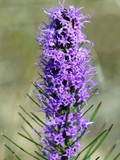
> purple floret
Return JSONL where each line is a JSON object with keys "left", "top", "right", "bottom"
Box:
{"left": 35, "top": 2, "right": 96, "bottom": 160}
{"left": 48, "top": 151, "right": 61, "bottom": 160}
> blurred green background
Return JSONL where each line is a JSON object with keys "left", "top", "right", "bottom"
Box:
{"left": 0, "top": 0, "right": 120, "bottom": 159}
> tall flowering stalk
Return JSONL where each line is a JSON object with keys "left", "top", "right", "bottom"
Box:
{"left": 2, "top": 1, "right": 120, "bottom": 160}
{"left": 35, "top": 1, "right": 96, "bottom": 159}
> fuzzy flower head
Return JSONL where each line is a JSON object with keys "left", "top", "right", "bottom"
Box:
{"left": 35, "top": 1, "right": 96, "bottom": 159}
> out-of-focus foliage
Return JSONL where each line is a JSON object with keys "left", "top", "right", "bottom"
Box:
{"left": 0, "top": 0, "right": 120, "bottom": 159}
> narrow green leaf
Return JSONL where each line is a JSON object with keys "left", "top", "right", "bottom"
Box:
{"left": 31, "top": 80, "right": 44, "bottom": 94}
{"left": 18, "top": 132, "right": 43, "bottom": 148}
{"left": 31, "top": 112, "right": 58, "bottom": 133}
{"left": 19, "top": 105, "right": 42, "bottom": 127}
{"left": 113, "top": 153, "right": 120, "bottom": 160}
{"left": 88, "top": 88, "right": 98, "bottom": 102}
{"left": 103, "top": 143, "right": 117, "bottom": 160}
{"left": 82, "top": 122, "right": 106, "bottom": 160}
{"left": 26, "top": 93, "right": 40, "bottom": 107}
{"left": 90, "top": 101, "right": 102, "bottom": 121}
{"left": 4, "top": 144, "right": 22, "bottom": 160}
{"left": 73, "top": 102, "right": 82, "bottom": 108}
{"left": 18, "top": 112, "right": 41, "bottom": 137}
{"left": 81, "top": 104, "right": 94, "bottom": 118}
{"left": 87, "top": 125, "right": 113, "bottom": 158}
{"left": 70, "top": 129, "right": 87, "bottom": 148}
{"left": 21, "top": 126, "right": 41, "bottom": 151}
{"left": 34, "top": 151, "right": 47, "bottom": 160}
{"left": 100, "top": 122, "right": 107, "bottom": 131}
{"left": 21, "top": 126, "right": 32, "bottom": 139}
{"left": 29, "top": 84, "right": 61, "bottom": 116}
{"left": 32, "top": 80, "right": 63, "bottom": 117}
{"left": 95, "top": 156, "right": 100, "bottom": 160}
{"left": 82, "top": 142, "right": 95, "bottom": 160}
{"left": 1, "top": 133, "right": 40, "bottom": 160}
{"left": 75, "top": 129, "right": 107, "bottom": 160}
{"left": 31, "top": 81, "right": 49, "bottom": 99}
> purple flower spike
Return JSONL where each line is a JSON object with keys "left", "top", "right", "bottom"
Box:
{"left": 35, "top": 1, "right": 96, "bottom": 159}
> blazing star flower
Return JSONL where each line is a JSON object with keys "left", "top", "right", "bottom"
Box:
{"left": 35, "top": 1, "right": 96, "bottom": 159}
